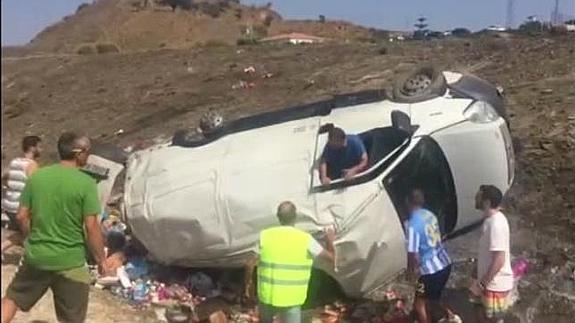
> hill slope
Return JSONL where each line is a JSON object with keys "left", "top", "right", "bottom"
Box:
{"left": 25, "top": 0, "right": 374, "bottom": 53}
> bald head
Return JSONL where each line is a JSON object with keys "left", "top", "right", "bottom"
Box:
{"left": 277, "top": 201, "right": 297, "bottom": 226}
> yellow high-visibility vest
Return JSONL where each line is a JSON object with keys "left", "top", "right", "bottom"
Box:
{"left": 258, "top": 226, "right": 313, "bottom": 307}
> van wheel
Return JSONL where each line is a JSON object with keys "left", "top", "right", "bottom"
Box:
{"left": 392, "top": 66, "right": 447, "bottom": 103}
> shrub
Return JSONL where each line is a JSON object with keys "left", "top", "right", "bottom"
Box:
{"left": 518, "top": 21, "right": 548, "bottom": 36}
{"left": 203, "top": 40, "right": 229, "bottom": 48}
{"left": 262, "top": 14, "right": 274, "bottom": 27}
{"left": 199, "top": 2, "right": 223, "bottom": 18}
{"left": 164, "top": 0, "right": 193, "bottom": 11}
{"left": 234, "top": 8, "right": 242, "bottom": 19}
{"left": 452, "top": 28, "right": 471, "bottom": 37}
{"left": 76, "top": 44, "right": 96, "bottom": 55}
{"left": 237, "top": 37, "right": 259, "bottom": 46}
{"left": 252, "top": 25, "right": 268, "bottom": 38}
{"left": 371, "top": 29, "right": 390, "bottom": 41}
{"left": 95, "top": 43, "right": 120, "bottom": 54}
{"left": 76, "top": 3, "right": 90, "bottom": 13}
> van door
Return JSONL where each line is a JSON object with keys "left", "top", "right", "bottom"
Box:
{"left": 431, "top": 120, "right": 511, "bottom": 230}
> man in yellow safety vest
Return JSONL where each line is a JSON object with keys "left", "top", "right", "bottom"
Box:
{"left": 245, "top": 201, "right": 336, "bottom": 323}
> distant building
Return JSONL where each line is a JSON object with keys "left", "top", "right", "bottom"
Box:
{"left": 387, "top": 31, "right": 411, "bottom": 42}
{"left": 260, "top": 33, "right": 326, "bottom": 45}
{"left": 487, "top": 25, "right": 507, "bottom": 32}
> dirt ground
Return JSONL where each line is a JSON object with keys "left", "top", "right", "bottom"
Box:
{"left": 2, "top": 34, "right": 575, "bottom": 322}
{"left": 0, "top": 246, "right": 154, "bottom": 322}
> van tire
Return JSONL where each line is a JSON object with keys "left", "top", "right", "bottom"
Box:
{"left": 392, "top": 66, "right": 447, "bottom": 103}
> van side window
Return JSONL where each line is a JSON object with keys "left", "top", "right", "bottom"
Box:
{"left": 313, "top": 126, "right": 410, "bottom": 192}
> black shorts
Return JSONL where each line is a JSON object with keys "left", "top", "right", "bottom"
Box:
{"left": 416, "top": 264, "right": 452, "bottom": 300}
{"left": 6, "top": 263, "right": 90, "bottom": 322}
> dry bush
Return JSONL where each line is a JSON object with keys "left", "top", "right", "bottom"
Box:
{"left": 95, "top": 43, "right": 120, "bottom": 54}
{"left": 76, "top": 3, "right": 90, "bottom": 13}
{"left": 76, "top": 44, "right": 96, "bottom": 55}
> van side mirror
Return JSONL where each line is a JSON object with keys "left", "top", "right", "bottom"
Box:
{"left": 391, "top": 110, "right": 415, "bottom": 134}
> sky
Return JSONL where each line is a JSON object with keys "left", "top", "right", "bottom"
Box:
{"left": 2, "top": 0, "right": 574, "bottom": 46}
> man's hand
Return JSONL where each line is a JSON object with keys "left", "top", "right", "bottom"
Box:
{"left": 342, "top": 168, "right": 357, "bottom": 181}
{"left": 407, "top": 267, "right": 420, "bottom": 283}
{"left": 98, "top": 261, "right": 114, "bottom": 277}
{"left": 320, "top": 176, "right": 332, "bottom": 186}
{"left": 469, "top": 279, "right": 483, "bottom": 297}
{"left": 325, "top": 226, "right": 336, "bottom": 245}
{"left": 85, "top": 215, "right": 107, "bottom": 270}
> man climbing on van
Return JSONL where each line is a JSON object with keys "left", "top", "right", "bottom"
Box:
{"left": 319, "top": 127, "right": 368, "bottom": 185}
{"left": 244, "top": 201, "right": 336, "bottom": 323}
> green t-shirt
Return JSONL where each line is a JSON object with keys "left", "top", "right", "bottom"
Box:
{"left": 20, "top": 164, "right": 101, "bottom": 271}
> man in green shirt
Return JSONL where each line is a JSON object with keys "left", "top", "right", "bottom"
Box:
{"left": 1, "top": 132, "right": 109, "bottom": 323}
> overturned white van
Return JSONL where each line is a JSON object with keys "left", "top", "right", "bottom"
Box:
{"left": 113, "top": 68, "right": 515, "bottom": 297}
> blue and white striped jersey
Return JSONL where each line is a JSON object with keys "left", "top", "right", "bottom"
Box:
{"left": 406, "top": 208, "right": 451, "bottom": 275}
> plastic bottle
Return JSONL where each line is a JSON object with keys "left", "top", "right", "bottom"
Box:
{"left": 133, "top": 279, "right": 148, "bottom": 303}
{"left": 512, "top": 258, "right": 530, "bottom": 279}
{"left": 509, "top": 257, "right": 529, "bottom": 306}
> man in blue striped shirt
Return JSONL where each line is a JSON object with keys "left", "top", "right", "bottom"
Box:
{"left": 406, "top": 188, "right": 457, "bottom": 323}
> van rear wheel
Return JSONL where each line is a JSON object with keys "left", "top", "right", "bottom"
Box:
{"left": 392, "top": 66, "right": 447, "bottom": 103}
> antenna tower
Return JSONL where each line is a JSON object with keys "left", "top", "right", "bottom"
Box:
{"left": 552, "top": 0, "right": 561, "bottom": 25}
{"left": 506, "top": 0, "right": 515, "bottom": 29}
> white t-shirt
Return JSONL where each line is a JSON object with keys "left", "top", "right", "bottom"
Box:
{"left": 477, "top": 211, "right": 514, "bottom": 292}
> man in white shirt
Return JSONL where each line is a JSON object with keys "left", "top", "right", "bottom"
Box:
{"left": 470, "top": 185, "right": 514, "bottom": 323}
{"left": 1, "top": 136, "right": 42, "bottom": 258}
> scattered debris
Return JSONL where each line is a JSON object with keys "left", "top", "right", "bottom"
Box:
{"left": 186, "top": 272, "right": 221, "bottom": 299}
{"left": 304, "top": 79, "right": 315, "bottom": 89}
{"left": 232, "top": 80, "right": 255, "bottom": 90}
{"left": 243, "top": 66, "right": 256, "bottom": 74}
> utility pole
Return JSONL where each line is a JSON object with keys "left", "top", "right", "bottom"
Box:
{"left": 506, "top": 0, "right": 515, "bottom": 29}
{"left": 551, "top": 0, "right": 561, "bottom": 25}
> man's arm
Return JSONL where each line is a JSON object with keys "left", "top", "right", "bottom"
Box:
{"left": 479, "top": 251, "right": 506, "bottom": 288}
{"left": 344, "top": 152, "right": 369, "bottom": 179}
{"left": 319, "top": 159, "right": 331, "bottom": 185}
{"left": 25, "top": 161, "right": 39, "bottom": 177}
{"left": 316, "top": 227, "right": 336, "bottom": 266}
{"left": 16, "top": 206, "right": 31, "bottom": 238}
{"left": 406, "top": 225, "right": 421, "bottom": 279}
{"left": 84, "top": 215, "right": 108, "bottom": 274}
{"left": 407, "top": 252, "right": 420, "bottom": 278}
{"left": 244, "top": 252, "right": 258, "bottom": 302}
{"left": 307, "top": 228, "right": 337, "bottom": 268}
{"left": 1, "top": 171, "right": 8, "bottom": 187}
